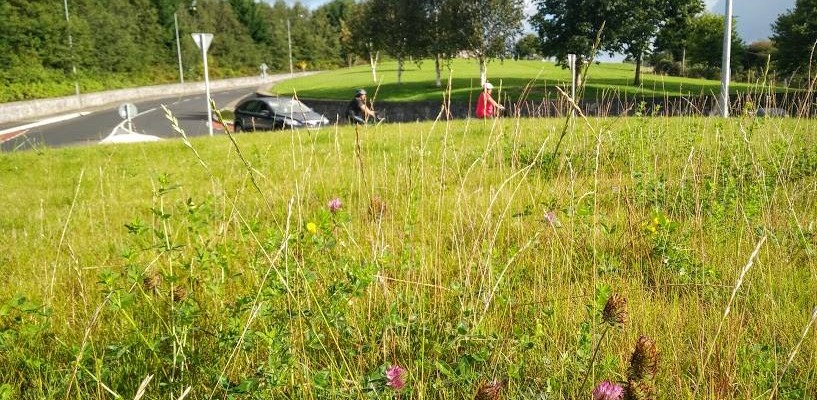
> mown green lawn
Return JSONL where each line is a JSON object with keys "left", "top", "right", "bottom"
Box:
{"left": 1, "top": 114, "right": 816, "bottom": 399}
{"left": 273, "top": 59, "right": 774, "bottom": 102}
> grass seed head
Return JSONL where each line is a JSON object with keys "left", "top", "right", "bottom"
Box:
{"left": 474, "top": 379, "right": 504, "bottom": 400}
{"left": 143, "top": 272, "right": 162, "bottom": 293}
{"left": 624, "top": 379, "right": 656, "bottom": 400}
{"left": 602, "top": 293, "right": 628, "bottom": 326}
{"left": 629, "top": 335, "right": 659, "bottom": 381}
{"left": 368, "top": 195, "right": 387, "bottom": 220}
{"left": 172, "top": 285, "right": 188, "bottom": 303}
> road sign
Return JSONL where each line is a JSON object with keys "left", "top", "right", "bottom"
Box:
{"left": 191, "top": 32, "right": 213, "bottom": 52}
{"left": 118, "top": 103, "right": 138, "bottom": 120}
{"left": 191, "top": 33, "right": 215, "bottom": 136}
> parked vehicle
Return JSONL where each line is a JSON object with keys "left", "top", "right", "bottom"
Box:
{"left": 233, "top": 96, "right": 329, "bottom": 132}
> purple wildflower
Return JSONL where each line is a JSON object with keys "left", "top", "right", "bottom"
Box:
{"left": 544, "top": 210, "right": 559, "bottom": 226}
{"left": 385, "top": 365, "right": 405, "bottom": 390}
{"left": 328, "top": 198, "right": 342, "bottom": 213}
{"left": 592, "top": 380, "right": 624, "bottom": 400}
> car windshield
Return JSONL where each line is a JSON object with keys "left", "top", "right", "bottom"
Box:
{"left": 266, "top": 98, "right": 313, "bottom": 116}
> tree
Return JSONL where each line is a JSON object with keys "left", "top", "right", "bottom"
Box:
{"left": 361, "top": 0, "right": 429, "bottom": 84}
{"left": 686, "top": 13, "right": 745, "bottom": 76}
{"left": 0, "top": 0, "right": 73, "bottom": 70}
{"left": 514, "top": 33, "right": 540, "bottom": 59}
{"left": 229, "top": 0, "right": 269, "bottom": 45}
{"left": 75, "top": 0, "right": 164, "bottom": 72}
{"left": 459, "top": 0, "right": 525, "bottom": 85}
{"left": 532, "top": 0, "right": 627, "bottom": 93}
{"left": 313, "top": 0, "right": 358, "bottom": 67}
{"left": 187, "top": 0, "right": 262, "bottom": 73}
{"left": 533, "top": 0, "right": 703, "bottom": 85}
{"left": 255, "top": 1, "right": 291, "bottom": 71}
{"left": 349, "top": 1, "right": 380, "bottom": 81}
{"left": 615, "top": 0, "right": 662, "bottom": 85}
{"left": 615, "top": 0, "right": 703, "bottom": 85}
{"left": 421, "top": 0, "right": 467, "bottom": 87}
{"left": 743, "top": 40, "right": 776, "bottom": 74}
{"left": 772, "top": 0, "right": 817, "bottom": 75}
{"left": 653, "top": 0, "right": 705, "bottom": 64}
{"left": 531, "top": 0, "right": 622, "bottom": 76}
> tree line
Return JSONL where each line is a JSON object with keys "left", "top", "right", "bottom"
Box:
{"left": 529, "top": 0, "right": 817, "bottom": 86}
{"left": 1, "top": 0, "right": 816, "bottom": 102}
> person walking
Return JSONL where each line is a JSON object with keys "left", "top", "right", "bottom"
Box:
{"left": 475, "top": 82, "right": 504, "bottom": 118}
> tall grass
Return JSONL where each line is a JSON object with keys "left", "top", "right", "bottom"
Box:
{"left": 0, "top": 99, "right": 816, "bottom": 399}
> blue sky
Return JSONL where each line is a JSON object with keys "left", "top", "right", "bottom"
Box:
{"left": 708, "top": 0, "right": 795, "bottom": 42}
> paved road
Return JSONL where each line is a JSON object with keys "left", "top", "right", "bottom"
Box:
{"left": 0, "top": 86, "right": 257, "bottom": 151}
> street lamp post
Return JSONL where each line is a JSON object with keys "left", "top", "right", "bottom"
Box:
{"left": 719, "top": 0, "right": 734, "bottom": 117}
{"left": 287, "top": 18, "right": 293, "bottom": 76}
{"left": 63, "top": 0, "right": 80, "bottom": 96}
{"left": 174, "top": 12, "right": 184, "bottom": 85}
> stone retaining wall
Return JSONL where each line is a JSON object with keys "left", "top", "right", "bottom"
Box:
{"left": 302, "top": 92, "right": 814, "bottom": 124}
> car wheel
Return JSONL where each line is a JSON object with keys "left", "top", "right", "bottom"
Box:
{"left": 234, "top": 121, "right": 242, "bottom": 133}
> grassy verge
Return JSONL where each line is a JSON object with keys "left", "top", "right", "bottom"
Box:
{"left": 272, "top": 59, "right": 782, "bottom": 102}
{"left": 1, "top": 113, "right": 816, "bottom": 399}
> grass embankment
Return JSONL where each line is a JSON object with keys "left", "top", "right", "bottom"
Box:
{"left": 1, "top": 114, "right": 816, "bottom": 399}
{"left": 273, "top": 59, "right": 774, "bottom": 102}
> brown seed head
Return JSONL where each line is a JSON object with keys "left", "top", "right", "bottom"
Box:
{"left": 629, "top": 335, "right": 659, "bottom": 381}
{"left": 474, "top": 379, "right": 504, "bottom": 400}
{"left": 602, "top": 293, "right": 628, "bottom": 326}
{"left": 368, "top": 196, "right": 387, "bottom": 220}
{"left": 624, "top": 379, "right": 656, "bottom": 400}
{"left": 143, "top": 272, "right": 162, "bottom": 293}
{"left": 172, "top": 285, "right": 188, "bottom": 303}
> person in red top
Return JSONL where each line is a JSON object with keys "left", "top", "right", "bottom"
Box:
{"left": 475, "top": 82, "right": 504, "bottom": 118}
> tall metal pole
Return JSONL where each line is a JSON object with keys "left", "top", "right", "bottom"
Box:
{"left": 568, "top": 53, "right": 577, "bottom": 117}
{"left": 63, "top": 0, "right": 80, "bottom": 96}
{"left": 719, "top": 0, "right": 733, "bottom": 117}
{"left": 287, "top": 18, "right": 293, "bottom": 76}
{"left": 198, "top": 33, "right": 213, "bottom": 136}
{"left": 174, "top": 12, "right": 184, "bottom": 85}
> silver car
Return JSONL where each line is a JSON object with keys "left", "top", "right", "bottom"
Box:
{"left": 233, "top": 96, "right": 329, "bottom": 131}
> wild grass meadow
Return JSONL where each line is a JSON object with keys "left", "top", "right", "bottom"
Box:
{"left": 1, "top": 109, "right": 816, "bottom": 399}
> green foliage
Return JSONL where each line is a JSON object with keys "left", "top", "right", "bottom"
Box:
{"left": 652, "top": 0, "right": 705, "bottom": 63}
{"left": 686, "top": 13, "right": 746, "bottom": 75}
{"left": 531, "top": 0, "right": 612, "bottom": 66}
{"left": 532, "top": 0, "right": 703, "bottom": 85}
{"left": 771, "top": 0, "right": 817, "bottom": 76}
{"left": 742, "top": 40, "right": 777, "bottom": 74}
{"left": 0, "top": 0, "right": 353, "bottom": 102}
{"left": 514, "top": 34, "right": 541, "bottom": 59}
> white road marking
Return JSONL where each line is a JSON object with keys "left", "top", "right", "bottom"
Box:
{"left": 101, "top": 107, "right": 159, "bottom": 143}
{"left": 0, "top": 112, "right": 92, "bottom": 142}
